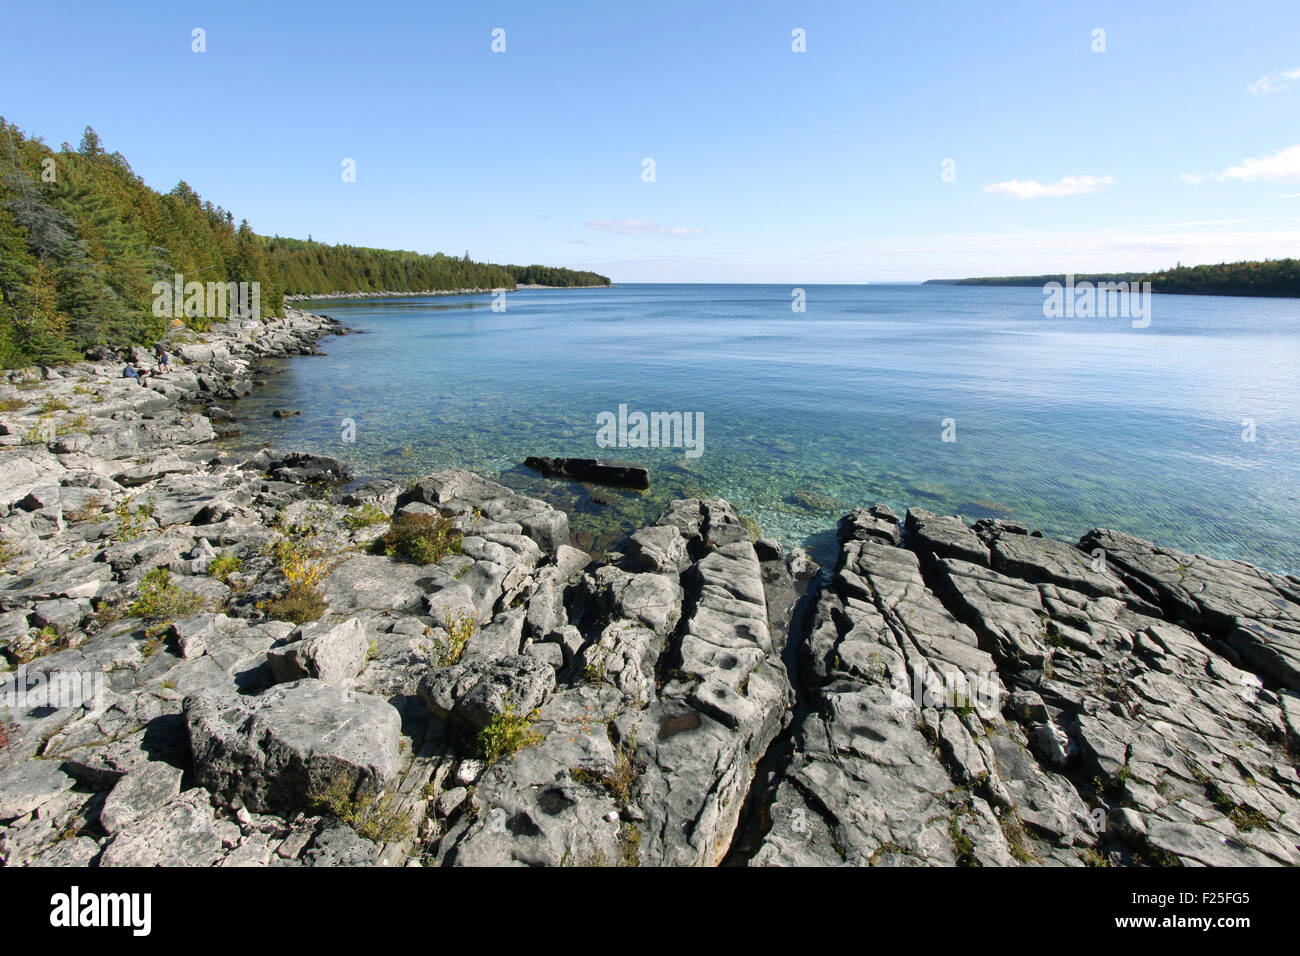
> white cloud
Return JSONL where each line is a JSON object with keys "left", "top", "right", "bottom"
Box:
{"left": 1247, "top": 67, "right": 1300, "bottom": 95}
{"left": 983, "top": 175, "right": 1115, "bottom": 199}
{"left": 1180, "top": 145, "right": 1300, "bottom": 186}
{"left": 584, "top": 219, "right": 703, "bottom": 237}
{"left": 1218, "top": 144, "right": 1300, "bottom": 183}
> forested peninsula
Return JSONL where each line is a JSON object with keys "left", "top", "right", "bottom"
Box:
{"left": 926, "top": 258, "right": 1300, "bottom": 297}
{"left": 0, "top": 120, "right": 609, "bottom": 368}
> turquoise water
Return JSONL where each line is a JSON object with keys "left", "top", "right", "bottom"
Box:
{"left": 224, "top": 284, "right": 1300, "bottom": 573}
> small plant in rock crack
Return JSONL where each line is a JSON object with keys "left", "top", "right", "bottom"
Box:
{"left": 571, "top": 732, "right": 640, "bottom": 810}
{"left": 270, "top": 537, "right": 333, "bottom": 591}
{"left": 376, "top": 512, "right": 463, "bottom": 565}
{"left": 114, "top": 497, "right": 155, "bottom": 542}
{"left": 206, "top": 552, "right": 242, "bottom": 584}
{"left": 309, "top": 775, "right": 413, "bottom": 844}
{"left": 10, "top": 625, "right": 76, "bottom": 665}
{"left": 478, "top": 704, "right": 544, "bottom": 764}
{"left": 0, "top": 707, "right": 16, "bottom": 767}
{"left": 129, "top": 567, "right": 205, "bottom": 635}
{"left": 342, "top": 503, "right": 390, "bottom": 530}
{"left": 0, "top": 396, "right": 26, "bottom": 413}
{"left": 262, "top": 587, "right": 328, "bottom": 625}
{"left": 259, "top": 537, "right": 334, "bottom": 624}
{"left": 0, "top": 535, "right": 17, "bottom": 570}
{"left": 432, "top": 611, "right": 478, "bottom": 667}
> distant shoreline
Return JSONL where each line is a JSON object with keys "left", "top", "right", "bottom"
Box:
{"left": 285, "top": 284, "right": 614, "bottom": 302}
{"left": 925, "top": 258, "right": 1300, "bottom": 299}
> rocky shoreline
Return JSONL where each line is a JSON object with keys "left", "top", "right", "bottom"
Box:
{"left": 284, "top": 284, "right": 613, "bottom": 303}
{"left": 0, "top": 309, "right": 1297, "bottom": 867}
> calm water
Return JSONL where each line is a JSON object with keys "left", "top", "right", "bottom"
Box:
{"left": 223, "top": 284, "right": 1300, "bottom": 573}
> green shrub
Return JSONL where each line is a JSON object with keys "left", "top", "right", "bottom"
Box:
{"left": 10, "top": 625, "right": 72, "bottom": 664}
{"left": 128, "top": 568, "right": 204, "bottom": 632}
{"left": 377, "top": 512, "right": 463, "bottom": 565}
{"left": 309, "top": 775, "right": 413, "bottom": 844}
{"left": 478, "top": 704, "right": 544, "bottom": 764}
{"left": 342, "top": 504, "right": 389, "bottom": 530}
{"left": 262, "top": 587, "right": 328, "bottom": 625}
{"left": 207, "top": 552, "right": 242, "bottom": 584}
{"left": 114, "top": 497, "right": 155, "bottom": 542}
{"left": 432, "top": 611, "right": 478, "bottom": 667}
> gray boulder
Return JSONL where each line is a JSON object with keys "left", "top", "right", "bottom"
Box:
{"left": 268, "top": 616, "right": 369, "bottom": 686}
{"left": 185, "top": 679, "right": 402, "bottom": 813}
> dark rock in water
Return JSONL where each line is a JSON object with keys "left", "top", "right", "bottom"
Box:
{"left": 788, "top": 488, "right": 843, "bottom": 512}
{"left": 271, "top": 409, "right": 301, "bottom": 419}
{"left": 524, "top": 456, "right": 650, "bottom": 490}
{"left": 838, "top": 504, "right": 902, "bottom": 546}
{"left": 244, "top": 449, "right": 350, "bottom": 484}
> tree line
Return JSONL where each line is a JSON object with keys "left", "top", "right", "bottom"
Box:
{"left": 927, "top": 259, "right": 1300, "bottom": 297}
{"left": 0, "top": 120, "right": 610, "bottom": 368}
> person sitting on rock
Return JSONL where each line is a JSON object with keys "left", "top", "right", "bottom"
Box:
{"left": 122, "top": 362, "right": 150, "bottom": 385}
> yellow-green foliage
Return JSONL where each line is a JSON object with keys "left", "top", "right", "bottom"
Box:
{"left": 262, "top": 587, "right": 327, "bottom": 625}
{"left": 571, "top": 733, "right": 639, "bottom": 810}
{"left": 309, "top": 775, "right": 413, "bottom": 844}
{"left": 478, "top": 704, "right": 544, "bottom": 765}
{"left": 128, "top": 568, "right": 204, "bottom": 632}
{"left": 432, "top": 611, "right": 478, "bottom": 667}
{"left": 0, "top": 397, "right": 25, "bottom": 413}
{"left": 271, "top": 537, "right": 332, "bottom": 592}
{"left": 114, "top": 497, "right": 155, "bottom": 542}
{"left": 207, "top": 552, "right": 242, "bottom": 584}
{"left": 10, "top": 624, "right": 72, "bottom": 664}
{"left": 261, "top": 525, "right": 336, "bottom": 625}
{"left": 342, "top": 503, "right": 389, "bottom": 530}
{"left": 377, "top": 512, "right": 463, "bottom": 565}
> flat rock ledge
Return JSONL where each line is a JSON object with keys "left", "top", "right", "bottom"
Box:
{"left": 0, "top": 317, "right": 1297, "bottom": 867}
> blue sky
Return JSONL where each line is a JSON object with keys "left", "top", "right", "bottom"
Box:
{"left": 4, "top": 0, "right": 1299, "bottom": 281}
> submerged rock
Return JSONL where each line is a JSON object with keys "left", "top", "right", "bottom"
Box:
{"left": 524, "top": 456, "right": 650, "bottom": 491}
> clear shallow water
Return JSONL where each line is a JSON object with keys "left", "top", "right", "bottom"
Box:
{"left": 223, "top": 284, "right": 1300, "bottom": 573}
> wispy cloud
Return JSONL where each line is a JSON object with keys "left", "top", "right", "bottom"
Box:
{"left": 584, "top": 219, "right": 703, "bottom": 237}
{"left": 1248, "top": 67, "right": 1300, "bottom": 95}
{"left": 983, "top": 175, "right": 1115, "bottom": 199}
{"left": 1181, "top": 145, "right": 1300, "bottom": 185}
